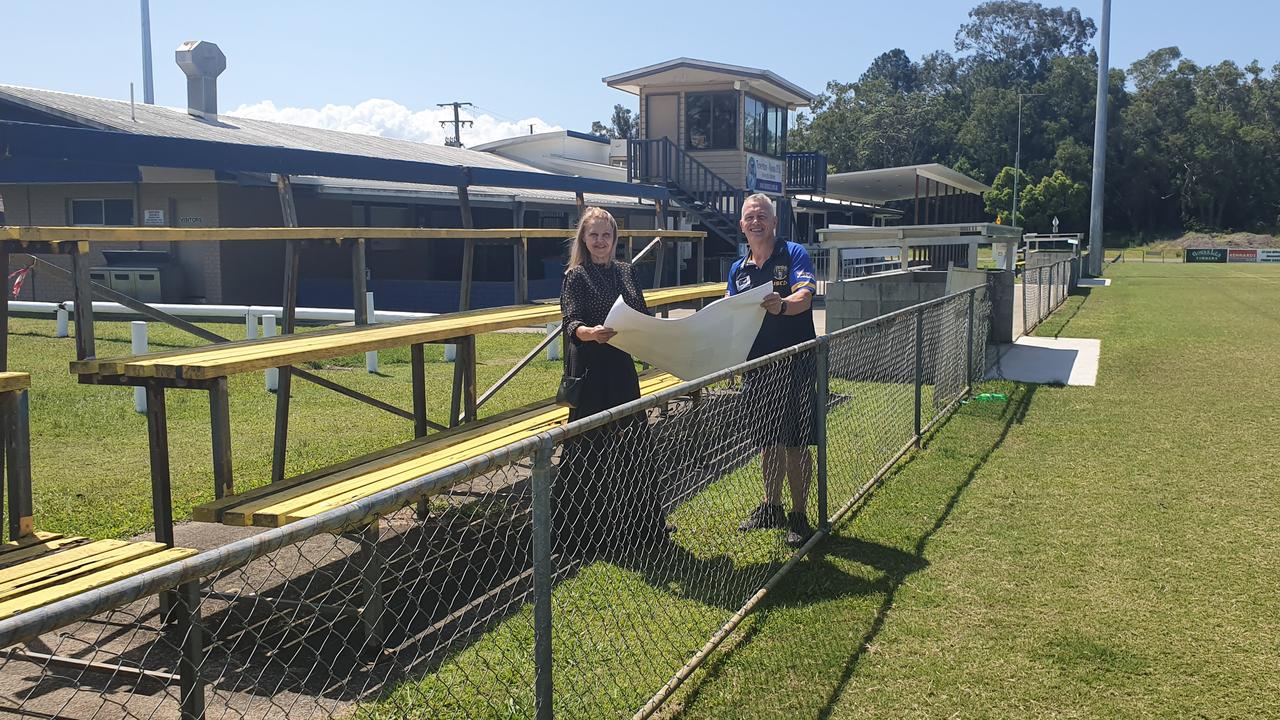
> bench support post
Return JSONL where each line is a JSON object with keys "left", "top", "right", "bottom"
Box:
{"left": 4, "top": 389, "right": 33, "bottom": 540}
{"left": 176, "top": 580, "right": 206, "bottom": 720}
{"left": 209, "top": 377, "right": 233, "bottom": 499}
{"left": 449, "top": 336, "right": 478, "bottom": 426}
{"left": 412, "top": 343, "right": 430, "bottom": 519}
{"left": 271, "top": 238, "right": 301, "bottom": 484}
{"left": 71, "top": 247, "right": 97, "bottom": 361}
{"left": 352, "top": 238, "right": 368, "bottom": 326}
{"left": 357, "top": 521, "right": 385, "bottom": 653}
{"left": 145, "top": 384, "right": 175, "bottom": 548}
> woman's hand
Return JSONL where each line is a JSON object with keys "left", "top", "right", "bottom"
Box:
{"left": 576, "top": 325, "right": 618, "bottom": 344}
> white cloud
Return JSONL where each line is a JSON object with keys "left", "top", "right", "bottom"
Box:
{"left": 226, "top": 98, "right": 563, "bottom": 147}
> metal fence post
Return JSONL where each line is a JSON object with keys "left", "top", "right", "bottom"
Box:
{"left": 531, "top": 438, "right": 555, "bottom": 720}
{"left": 966, "top": 290, "right": 976, "bottom": 390}
{"left": 913, "top": 308, "right": 924, "bottom": 446}
{"left": 815, "top": 341, "right": 829, "bottom": 532}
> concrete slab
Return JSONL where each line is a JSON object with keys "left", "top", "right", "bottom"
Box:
{"left": 1079, "top": 278, "right": 1111, "bottom": 287}
{"left": 988, "top": 336, "right": 1101, "bottom": 386}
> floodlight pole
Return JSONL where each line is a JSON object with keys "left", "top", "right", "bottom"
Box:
{"left": 1088, "top": 0, "right": 1112, "bottom": 276}
{"left": 1012, "top": 92, "right": 1043, "bottom": 228}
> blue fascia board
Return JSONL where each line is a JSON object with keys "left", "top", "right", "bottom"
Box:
{"left": 565, "top": 130, "right": 611, "bottom": 144}
{"left": 0, "top": 157, "right": 141, "bottom": 183}
{"left": 0, "top": 120, "right": 666, "bottom": 201}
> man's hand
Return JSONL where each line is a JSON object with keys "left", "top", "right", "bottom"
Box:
{"left": 761, "top": 292, "right": 784, "bottom": 316}
{"left": 577, "top": 325, "right": 618, "bottom": 344}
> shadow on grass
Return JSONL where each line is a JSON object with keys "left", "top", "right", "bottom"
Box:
{"left": 814, "top": 382, "right": 1035, "bottom": 720}
{"left": 1051, "top": 287, "right": 1092, "bottom": 338}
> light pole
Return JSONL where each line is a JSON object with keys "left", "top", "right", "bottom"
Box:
{"left": 1013, "top": 92, "right": 1044, "bottom": 227}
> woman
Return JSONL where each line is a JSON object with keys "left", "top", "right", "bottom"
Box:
{"left": 556, "top": 207, "right": 668, "bottom": 555}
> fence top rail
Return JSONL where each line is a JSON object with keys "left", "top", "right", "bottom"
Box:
{"left": 72, "top": 283, "right": 726, "bottom": 380}
{"left": 0, "top": 226, "right": 707, "bottom": 246}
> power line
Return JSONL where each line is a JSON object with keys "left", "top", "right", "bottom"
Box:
{"left": 437, "top": 101, "right": 474, "bottom": 147}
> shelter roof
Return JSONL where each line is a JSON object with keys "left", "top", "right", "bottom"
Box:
{"left": 825, "top": 164, "right": 991, "bottom": 205}
{"left": 603, "top": 58, "right": 815, "bottom": 107}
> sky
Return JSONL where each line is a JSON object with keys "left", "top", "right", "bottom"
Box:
{"left": 3, "top": 0, "right": 1277, "bottom": 148}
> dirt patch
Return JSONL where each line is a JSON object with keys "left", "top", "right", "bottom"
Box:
{"left": 1163, "top": 232, "right": 1280, "bottom": 249}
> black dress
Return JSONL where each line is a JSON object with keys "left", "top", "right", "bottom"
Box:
{"left": 556, "top": 261, "right": 664, "bottom": 554}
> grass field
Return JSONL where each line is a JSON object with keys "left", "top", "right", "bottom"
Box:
{"left": 659, "top": 262, "right": 1280, "bottom": 719}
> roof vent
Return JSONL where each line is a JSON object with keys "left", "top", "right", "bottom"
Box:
{"left": 175, "top": 40, "right": 226, "bottom": 118}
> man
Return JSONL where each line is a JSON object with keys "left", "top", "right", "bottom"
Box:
{"left": 727, "top": 193, "right": 818, "bottom": 548}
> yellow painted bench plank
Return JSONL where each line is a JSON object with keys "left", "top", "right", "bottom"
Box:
{"left": 75, "top": 284, "right": 724, "bottom": 380}
{"left": 0, "top": 372, "right": 31, "bottom": 393}
{"left": 0, "top": 547, "right": 197, "bottom": 621}
{"left": 0, "top": 539, "right": 129, "bottom": 586}
{"left": 266, "top": 373, "right": 684, "bottom": 526}
{"left": 0, "top": 541, "right": 175, "bottom": 603}
{"left": 0, "top": 535, "right": 81, "bottom": 569}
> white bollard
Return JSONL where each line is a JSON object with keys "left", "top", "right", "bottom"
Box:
{"left": 55, "top": 307, "right": 70, "bottom": 337}
{"left": 131, "top": 321, "right": 147, "bottom": 413}
{"left": 364, "top": 291, "right": 378, "bottom": 373}
{"left": 245, "top": 309, "right": 258, "bottom": 340}
{"left": 262, "top": 314, "right": 279, "bottom": 392}
{"left": 546, "top": 322, "right": 562, "bottom": 361}
{"left": 444, "top": 343, "right": 457, "bottom": 362}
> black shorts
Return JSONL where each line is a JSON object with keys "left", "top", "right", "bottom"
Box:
{"left": 741, "top": 353, "right": 818, "bottom": 448}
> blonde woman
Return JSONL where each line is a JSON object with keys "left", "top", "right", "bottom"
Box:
{"left": 556, "top": 207, "right": 669, "bottom": 553}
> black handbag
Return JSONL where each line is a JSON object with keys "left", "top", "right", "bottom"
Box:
{"left": 556, "top": 323, "right": 588, "bottom": 408}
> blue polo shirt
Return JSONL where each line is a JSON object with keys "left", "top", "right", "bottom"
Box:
{"left": 727, "top": 239, "right": 817, "bottom": 359}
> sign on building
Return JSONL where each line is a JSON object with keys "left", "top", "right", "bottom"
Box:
{"left": 143, "top": 209, "right": 166, "bottom": 226}
{"left": 1258, "top": 249, "right": 1280, "bottom": 263}
{"left": 746, "top": 154, "right": 784, "bottom": 195}
{"left": 1227, "top": 248, "right": 1258, "bottom": 263}
{"left": 1184, "top": 248, "right": 1227, "bottom": 263}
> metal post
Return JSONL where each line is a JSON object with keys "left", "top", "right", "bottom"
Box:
{"left": 145, "top": 384, "right": 174, "bottom": 548}
{"left": 4, "top": 390, "right": 33, "bottom": 540}
{"left": 357, "top": 521, "right": 385, "bottom": 653}
{"left": 176, "top": 580, "right": 206, "bottom": 720}
{"left": 1088, "top": 0, "right": 1111, "bottom": 276}
{"left": 815, "top": 342, "right": 829, "bottom": 532}
{"left": 209, "top": 377, "right": 233, "bottom": 499}
{"left": 913, "top": 309, "right": 924, "bottom": 446}
{"left": 966, "top": 290, "right": 977, "bottom": 389}
{"left": 70, "top": 248, "right": 96, "bottom": 360}
{"left": 531, "top": 439, "right": 554, "bottom": 720}
{"left": 271, "top": 240, "right": 299, "bottom": 484}
{"left": 131, "top": 321, "right": 148, "bottom": 413}
{"left": 352, "top": 238, "right": 368, "bottom": 325}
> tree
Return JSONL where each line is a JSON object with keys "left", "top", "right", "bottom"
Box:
{"left": 591, "top": 104, "right": 635, "bottom": 139}
{"left": 955, "top": 0, "right": 1096, "bottom": 85}
{"left": 860, "top": 49, "right": 920, "bottom": 93}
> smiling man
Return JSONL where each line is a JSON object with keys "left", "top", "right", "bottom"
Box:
{"left": 726, "top": 193, "right": 818, "bottom": 548}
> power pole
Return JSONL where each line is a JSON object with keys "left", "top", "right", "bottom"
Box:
{"left": 1088, "top": 0, "right": 1111, "bottom": 276}
{"left": 438, "top": 101, "right": 473, "bottom": 147}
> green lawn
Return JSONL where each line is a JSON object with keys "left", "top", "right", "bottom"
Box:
{"left": 8, "top": 318, "right": 563, "bottom": 539}
{"left": 665, "top": 262, "right": 1280, "bottom": 719}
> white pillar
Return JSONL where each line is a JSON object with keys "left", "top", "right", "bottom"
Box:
{"left": 444, "top": 343, "right": 457, "bottom": 362}
{"left": 55, "top": 306, "right": 70, "bottom": 337}
{"left": 365, "top": 291, "right": 378, "bottom": 373}
{"left": 262, "top": 314, "right": 279, "bottom": 391}
{"left": 131, "top": 321, "right": 147, "bottom": 413}
{"left": 245, "top": 309, "right": 259, "bottom": 340}
{"left": 546, "top": 322, "right": 562, "bottom": 361}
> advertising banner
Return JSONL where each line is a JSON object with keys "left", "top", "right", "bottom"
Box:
{"left": 1184, "top": 248, "right": 1227, "bottom": 263}
{"left": 1256, "top": 249, "right": 1280, "bottom": 263}
{"left": 1227, "top": 248, "right": 1258, "bottom": 263}
{"left": 746, "top": 154, "right": 784, "bottom": 195}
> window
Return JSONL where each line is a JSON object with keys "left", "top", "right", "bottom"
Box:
{"left": 744, "top": 95, "right": 784, "bottom": 157}
{"left": 685, "top": 92, "right": 738, "bottom": 150}
{"left": 70, "top": 199, "right": 134, "bottom": 226}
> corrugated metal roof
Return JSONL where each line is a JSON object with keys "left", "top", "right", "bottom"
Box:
{"left": 0, "top": 84, "right": 646, "bottom": 208}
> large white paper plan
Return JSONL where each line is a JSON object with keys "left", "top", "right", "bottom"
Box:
{"left": 602, "top": 282, "right": 772, "bottom": 381}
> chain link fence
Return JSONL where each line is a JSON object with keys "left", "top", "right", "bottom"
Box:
{"left": 1, "top": 284, "right": 992, "bottom": 720}
{"left": 1022, "top": 257, "right": 1073, "bottom": 335}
